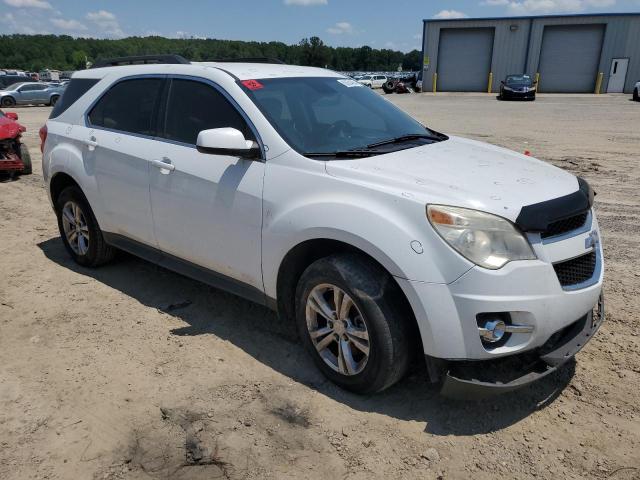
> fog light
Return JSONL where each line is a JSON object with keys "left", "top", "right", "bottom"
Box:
{"left": 477, "top": 313, "right": 534, "bottom": 346}
{"left": 479, "top": 319, "right": 506, "bottom": 343}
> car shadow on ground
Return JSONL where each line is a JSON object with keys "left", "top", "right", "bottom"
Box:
{"left": 38, "top": 236, "right": 575, "bottom": 436}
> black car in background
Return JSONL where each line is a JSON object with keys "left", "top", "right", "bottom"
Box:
{"left": 499, "top": 74, "right": 536, "bottom": 101}
{"left": 0, "top": 75, "right": 37, "bottom": 89}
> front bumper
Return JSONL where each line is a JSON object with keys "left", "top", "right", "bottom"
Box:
{"left": 501, "top": 89, "right": 536, "bottom": 100}
{"left": 438, "top": 293, "right": 604, "bottom": 397}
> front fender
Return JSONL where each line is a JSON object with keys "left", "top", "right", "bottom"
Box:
{"left": 261, "top": 174, "right": 473, "bottom": 298}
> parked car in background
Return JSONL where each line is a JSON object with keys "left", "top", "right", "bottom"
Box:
{"left": 0, "top": 75, "right": 37, "bottom": 89}
{"left": 0, "top": 109, "right": 31, "bottom": 176}
{"left": 357, "top": 75, "right": 387, "bottom": 88}
{"left": 383, "top": 73, "right": 421, "bottom": 94}
{"left": 42, "top": 56, "right": 604, "bottom": 397}
{"left": 499, "top": 74, "right": 537, "bottom": 101}
{"left": 634, "top": 80, "right": 639, "bottom": 101}
{"left": 0, "top": 82, "right": 66, "bottom": 107}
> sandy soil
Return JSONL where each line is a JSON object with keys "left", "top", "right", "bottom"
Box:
{"left": 1, "top": 94, "right": 639, "bottom": 480}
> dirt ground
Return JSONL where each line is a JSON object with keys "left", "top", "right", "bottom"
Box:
{"left": 1, "top": 93, "right": 639, "bottom": 480}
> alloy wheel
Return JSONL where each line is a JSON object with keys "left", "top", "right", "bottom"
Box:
{"left": 61, "top": 200, "right": 90, "bottom": 255}
{"left": 305, "top": 283, "right": 370, "bottom": 376}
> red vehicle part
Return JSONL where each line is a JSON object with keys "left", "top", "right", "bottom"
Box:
{"left": 0, "top": 110, "right": 27, "bottom": 173}
{"left": 39, "top": 125, "right": 48, "bottom": 153}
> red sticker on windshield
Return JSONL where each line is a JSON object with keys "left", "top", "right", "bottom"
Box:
{"left": 241, "top": 80, "right": 264, "bottom": 90}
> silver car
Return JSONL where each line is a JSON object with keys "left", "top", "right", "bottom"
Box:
{"left": 0, "top": 82, "right": 66, "bottom": 107}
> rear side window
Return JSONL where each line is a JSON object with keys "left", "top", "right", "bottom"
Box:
{"left": 88, "top": 78, "right": 164, "bottom": 136}
{"left": 50, "top": 78, "right": 99, "bottom": 119}
{"left": 162, "top": 79, "right": 254, "bottom": 145}
{"left": 0, "top": 76, "right": 32, "bottom": 88}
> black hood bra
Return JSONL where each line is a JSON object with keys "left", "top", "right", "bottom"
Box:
{"left": 515, "top": 177, "right": 595, "bottom": 232}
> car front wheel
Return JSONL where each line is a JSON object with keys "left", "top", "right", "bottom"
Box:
{"left": 19, "top": 144, "right": 32, "bottom": 175}
{"left": 50, "top": 95, "right": 60, "bottom": 106}
{"left": 1, "top": 96, "right": 16, "bottom": 107}
{"left": 634, "top": 88, "right": 639, "bottom": 102}
{"left": 295, "top": 253, "right": 413, "bottom": 394}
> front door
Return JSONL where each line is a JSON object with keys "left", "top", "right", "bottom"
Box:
{"left": 16, "top": 84, "right": 47, "bottom": 104}
{"left": 149, "top": 78, "right": 265, "bottom": 291}
{"left": 607, "top": 58, "right": 629, "bottom": 93}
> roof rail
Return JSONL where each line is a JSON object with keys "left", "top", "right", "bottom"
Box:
{"left": 91, "top": 54, "right": 190, "bottom": 69}
{"left": 208, "top": 57, "right": 286, "bottom": 64}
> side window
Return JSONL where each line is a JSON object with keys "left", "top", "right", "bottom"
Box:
{"left": 50, "top": 78, "right": 99, "bottom": 119}
{"left": 88, "top": 78, "right": 163, "bottom": 136}
{"left": 163, "top": 79, "right": 254, "bottom": 145}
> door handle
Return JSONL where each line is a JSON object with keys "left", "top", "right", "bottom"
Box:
{"left": 151, "top": 158, "right": 175, "bottom": 172}
{"left": 85, "top": 136, "right": 98, "bottom": 150}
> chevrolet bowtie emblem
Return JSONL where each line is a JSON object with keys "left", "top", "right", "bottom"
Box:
{"left": 585, "top": 230, "right": 600, "bottom": 249}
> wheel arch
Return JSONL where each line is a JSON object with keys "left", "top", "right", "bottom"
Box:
{"left": 275, "top": 237, "right": 422, "bottom": 354}
{"left": 50, "top": 171, "right": 82, "bottom": 205}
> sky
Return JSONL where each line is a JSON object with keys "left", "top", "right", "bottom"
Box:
{"left": 1, "top": 0, "right": 639, "bottom": 52}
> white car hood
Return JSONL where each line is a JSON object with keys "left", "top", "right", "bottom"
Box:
{"left": 324, "top": 136, "right": 579, "bottom": 222}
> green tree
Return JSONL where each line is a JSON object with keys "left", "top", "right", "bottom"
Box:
{"left": 0, "top": 34, "right": 421, "bottom": 73}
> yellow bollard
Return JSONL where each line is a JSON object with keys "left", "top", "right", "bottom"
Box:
{"left": 594, "top": 72, "right": 603, "bottom": 94}
{"left": 487, "top": 72, "right": 493, "bottom": 94}
{"left": 432, "top": 72, "right": 437, "bottom": 94}
{"left": 535, "top": 72, "right": 540, "bottom": 93}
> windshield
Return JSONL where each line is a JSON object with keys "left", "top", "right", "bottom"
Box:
{"left": 240, "top": 77, "right": 441, "bottom": 156}
{"left": 505, "top": 75, "right": 533, "bottom": 86}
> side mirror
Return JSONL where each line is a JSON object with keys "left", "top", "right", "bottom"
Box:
{"left": 500, "top": 80, "right": 505, "bottom": 85}
{"left": 5, "top": 112, "right": 18, "bottom": 121}
{"left": 196, "top": 128, "right": 261, "bottom": 160}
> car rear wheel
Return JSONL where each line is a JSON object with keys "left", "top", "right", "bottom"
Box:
{"left": 1, "top": 96, "right": 16, "bottom": 107}
{"left": 55, "top": 186, "right": 115, "bottom": 267}
{"left": 49, "top": 95, "right": 60, "bottom": 106}
{"left": 634, "top": 88, "right": 639, "bottom": 102}
{"left": 295, "top": 253, "right": 413, "bottom": 394}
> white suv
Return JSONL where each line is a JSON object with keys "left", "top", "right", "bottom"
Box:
{"left": 356, "top": 74, "right": 387, "bottom": 88}
{"left": 41, "top": 56, "right": 604, "bottom": 396}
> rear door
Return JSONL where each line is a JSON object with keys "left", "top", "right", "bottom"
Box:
{"left": 85, "top": 77, "right": 165, "bottom": 246}
{"left": 149, "top": 77, "right": 265, "bottom": 291}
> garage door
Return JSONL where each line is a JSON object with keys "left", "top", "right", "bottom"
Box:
{"left": 538, "top": 24, "right": 605, "bottom": 93}
{"left": 437, "top": 28, "right": 494, "bottom": 92}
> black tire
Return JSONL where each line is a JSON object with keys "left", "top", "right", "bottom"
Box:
{"left": 634, "top": 88, "right": 639, "bottom": 102}
{"left": 1, "top": 96, "right": 16, "bottom": 107}
{"left": 49, "top": 95, "right": 60, "bottom": 107}
{"left": 55, "top": 186, "right": 115, "bottom": 267}
{"left": 295, "top": 253, "right": 413, "bottom": 394}
{"left": 19, "top": 144, "right": 32, "bottom": 175}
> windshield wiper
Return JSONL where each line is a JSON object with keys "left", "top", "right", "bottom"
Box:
{"left": 303, "top": 150, "right": 377, "bottom": 158}
{"left": 366, "top": 133, "right": 442, "bottom": 149}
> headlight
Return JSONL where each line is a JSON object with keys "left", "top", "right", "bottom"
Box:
{"left": 427, "top": 205, "right": 536, "bottom": 269}
{"left": 503, "top": 86, "right": 513, "bottom": 91}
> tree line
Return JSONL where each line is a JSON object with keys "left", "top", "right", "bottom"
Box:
{"left": 0, "top": 35, "right": 422, "bottom": 73}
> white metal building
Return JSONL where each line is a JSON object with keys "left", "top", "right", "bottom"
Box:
{"left": 421, "top": 13, "right": 640, "bottom": 94}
